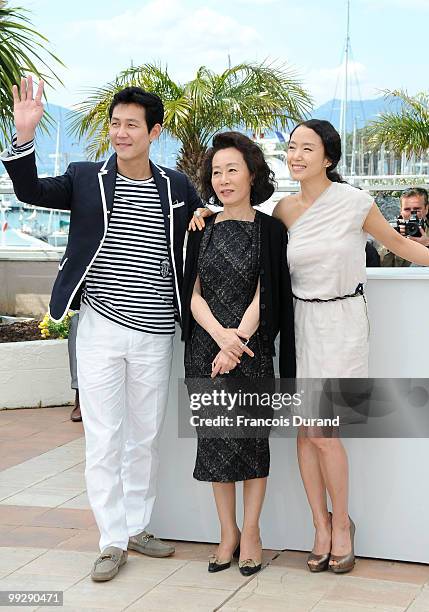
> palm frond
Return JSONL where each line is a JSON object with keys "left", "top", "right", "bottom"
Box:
{"left": 70, "top": 60, "right": 313, "bottom": 162}
{"left": 367, "top": 89, "right": 429, "bottom": 156}
{"left": 0, "top": 1, "right": 65, "bottom": 146}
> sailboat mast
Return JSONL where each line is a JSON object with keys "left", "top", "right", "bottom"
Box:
{"left": 340, "top": 0, "right": 351, "bottom": 175}
{"left": 46, "top": 118, "right": 62, "bottom": 237}
{"left": 351, "top": 117, "right": 357, "bottom": 175}
{"left": 54, "top": 122, "right": 61, "bottom": 176}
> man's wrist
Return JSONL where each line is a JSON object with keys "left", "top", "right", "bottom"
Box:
{"left": 15, "top": 131, "right": 35, "bottom": 147}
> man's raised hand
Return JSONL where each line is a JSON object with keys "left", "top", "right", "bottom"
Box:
{"left": 13, "top": 76, "right": 44, "bottom": 145}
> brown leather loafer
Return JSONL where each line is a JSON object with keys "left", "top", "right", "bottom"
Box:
{"left": 70, "top": 390, "right": 82, "bottom": 422}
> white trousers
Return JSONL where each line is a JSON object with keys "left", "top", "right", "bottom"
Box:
{"left": 76, "top": 304, "right": 174, "bottom": 551}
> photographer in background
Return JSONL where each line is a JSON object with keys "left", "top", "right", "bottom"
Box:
{"left": 366, "top": 241, "right": 380, "bottom": 267}
{"left": 379, "top": 188, "right": 429, "bottom": 267}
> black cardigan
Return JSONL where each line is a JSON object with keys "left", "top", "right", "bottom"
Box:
{"left": 181, "top": 210, "right": 296, "bottom": 378}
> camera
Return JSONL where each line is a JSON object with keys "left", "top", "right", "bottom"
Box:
{"left": 391, "top": 211, "right": 428, "bottom": 238}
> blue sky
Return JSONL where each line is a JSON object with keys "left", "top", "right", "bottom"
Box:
{"left": 25, "top": 0, "right": 427, "bottom": 109}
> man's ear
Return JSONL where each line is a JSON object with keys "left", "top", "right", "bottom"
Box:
{"left": 149, "top": 123, "right": 162, "bottom": 144}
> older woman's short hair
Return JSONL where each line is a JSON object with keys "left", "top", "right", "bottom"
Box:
{"left": 200, "top": 131, "right": 276, "bottom": 206}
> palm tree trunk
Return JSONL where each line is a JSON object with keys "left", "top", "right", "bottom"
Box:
{"left": 176, "top": 140, "right": 208, "bottom": 196}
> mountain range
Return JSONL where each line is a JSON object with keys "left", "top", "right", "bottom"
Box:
{"left": 312, "top": 97, "right": 402, "bottom": 132}
{"left": 33, "top": 97, "right": 401, "bottom": 174}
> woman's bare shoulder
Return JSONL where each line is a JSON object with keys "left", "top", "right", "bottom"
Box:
{"left": 272, "top": 194, "right": 299, "bottom": 221}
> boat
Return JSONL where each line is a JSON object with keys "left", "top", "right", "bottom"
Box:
{"left": 47, "top": 229, "right": 69, "bottom": 248}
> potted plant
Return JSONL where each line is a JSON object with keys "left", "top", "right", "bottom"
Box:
{"left": 0, "top": 312, "right": 76, "bottom": 409}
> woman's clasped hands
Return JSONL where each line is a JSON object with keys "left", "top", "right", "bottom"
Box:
{"left": 211, "top": 328, "right": 254, "bottom": 378}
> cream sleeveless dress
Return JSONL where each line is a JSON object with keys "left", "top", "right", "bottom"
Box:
{"left": 287, "top": 182, "right": 374, "bottom": 379}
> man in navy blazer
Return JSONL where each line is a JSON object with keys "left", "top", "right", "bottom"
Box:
{"left": 1, "top": 78, "right": 201, "bottom": 581}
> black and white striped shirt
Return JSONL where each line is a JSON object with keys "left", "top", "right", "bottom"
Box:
{"left": 83, "top": 173, "right": 175, "bottom": 334}
{"left": 10, "top": 135, "right": 34, "bottom": 156}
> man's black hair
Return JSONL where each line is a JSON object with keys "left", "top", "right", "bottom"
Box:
{"left": 108, "top": 87, "right": 164, "bottom": 132}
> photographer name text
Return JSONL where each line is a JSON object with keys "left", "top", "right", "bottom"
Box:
{"left": 190, "top": 415, "right": 340, "bottom": 428}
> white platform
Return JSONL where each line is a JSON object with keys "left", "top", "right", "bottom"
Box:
{"left": 150, "top": 268, "right": 429, "bottom": 563}
{"left": 0, "top": 339, "right": 74, "bottom": 409}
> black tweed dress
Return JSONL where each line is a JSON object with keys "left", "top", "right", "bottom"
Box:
{"left": 184, "top": 214, "right": 274, "bottom": 482}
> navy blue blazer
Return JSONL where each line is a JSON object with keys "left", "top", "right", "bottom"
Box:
{"left": 2, "top": 150, "right": 202, "bottom": 321}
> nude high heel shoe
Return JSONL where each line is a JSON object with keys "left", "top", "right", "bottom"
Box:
{"left": 307, "top": 551, "right": 330, "bottom": 573}
{"left": 307, "top": 512, "right": 332, "bottom": 573}
{"left": 329, "top": 517, "right": 356, "bottom": 574}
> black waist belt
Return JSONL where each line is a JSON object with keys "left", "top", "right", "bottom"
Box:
{"left": 293, "top": 283, "right": 365, "bottom": 303}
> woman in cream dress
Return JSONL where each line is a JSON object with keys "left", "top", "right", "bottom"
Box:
{"left": 287, "top": 178, "right": 372, "bottom": 379}
{"left": 274, "top": 119, "right": 429, "bottom": 574}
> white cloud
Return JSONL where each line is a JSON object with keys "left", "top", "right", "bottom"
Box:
{"left": 40, "top": 0, "right": 266, "bottom": 108}
{"left": 234, "top": 0, "right": 280, "bottom": 4}
{"left": 360, "top": 0, "right": 429, "bottom": 9}
{"left": 24, "top": 0, "right": 429, "bottom": 115}
{"left": 64, "top": 0, "right": 261, "bottom": 86}
{"left": 305, "top": 61, "right": 382, "bottom": 106}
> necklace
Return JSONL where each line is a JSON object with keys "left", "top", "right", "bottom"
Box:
{"left": 217, "top": 208, "right": 256, "bottom": 222}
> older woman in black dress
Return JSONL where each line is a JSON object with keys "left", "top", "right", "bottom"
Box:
{"left": 182, "top": 132, "right": 295, "bottom": 575}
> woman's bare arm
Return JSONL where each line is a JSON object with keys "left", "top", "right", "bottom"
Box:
{"left": 190, "top": 275, "right": 254, "bottom": 360}
{"left": 364, "top": 203, "right": 429, "bottom": 266}
{"left": 237, "top": 280, "right": 260, "bottom": 338}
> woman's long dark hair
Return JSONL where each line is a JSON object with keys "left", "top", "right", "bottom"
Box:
{"left": 289, "top": 119, "right": 346, "bottom": 183}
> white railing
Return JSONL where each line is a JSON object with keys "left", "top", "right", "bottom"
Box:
{"left": 274, "top": 175, "right": 429, "bottom": 193}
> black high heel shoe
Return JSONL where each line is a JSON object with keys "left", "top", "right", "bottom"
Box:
{"left": 238, "top": 537, "right": 262, "bottom": 576}
{"left": 208, "top": 544, "right": 240, "bottom": 573}
{"left": 238, "top": 558, "right": 262, "bottom": 576}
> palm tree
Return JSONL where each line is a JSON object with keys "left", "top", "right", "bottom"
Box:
{"left": 0, "top": 0, "right": 64, "bottom": 145}
{"left": 70, "top": 62, "right": 313, "bottom": 189}
{"left": 368, "top": 90, "right": 429, "bottom": 157}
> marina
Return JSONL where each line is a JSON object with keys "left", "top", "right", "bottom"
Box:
{"left": 2, "top": 169, "right": 429, "bottom": 251}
